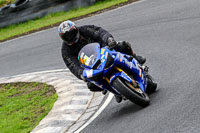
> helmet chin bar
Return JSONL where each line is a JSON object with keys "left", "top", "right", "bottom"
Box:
{"left": 74, "top": 31, "right": 80, "bottom": 43}
{"left": 67, "top": 42, "right": 74, "bottom": 46}
{"left": 66, "top": 31, "right": 80, "bottom": 46}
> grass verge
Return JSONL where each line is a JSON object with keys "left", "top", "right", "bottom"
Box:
{"left": 0, "top": 0, "right": 15, "bottom": 7}
{"left": 0, "top": 82, "right": 58, "bottom": 133}
{"left": 0, "top": 0, "right": 138, "bottom": 42}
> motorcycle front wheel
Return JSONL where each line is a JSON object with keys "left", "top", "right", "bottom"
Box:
{"left": 112, "top": 77, "right": 150, "bottom": 107}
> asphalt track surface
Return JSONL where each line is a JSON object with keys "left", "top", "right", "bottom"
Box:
{"left": 1, "top": 0, "right": 200, "bottom": 132}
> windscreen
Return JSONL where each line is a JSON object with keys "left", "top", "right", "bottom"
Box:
{"left": 78, "top": 43, "right": 100, "bottom": 66}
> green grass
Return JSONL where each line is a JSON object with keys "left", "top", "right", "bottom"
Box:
{"left": 0, "top": 0, "right": 15, "bottom": 7}
{"left": 0, "top": 82, "right": 58, "bottom": 133}
{"left": 0, "top": 0, "right": 133, "bottom": 41}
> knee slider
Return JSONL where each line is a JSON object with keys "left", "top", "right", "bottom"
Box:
{"left": 123, "top": 41, "right": 132, "bottom": 49}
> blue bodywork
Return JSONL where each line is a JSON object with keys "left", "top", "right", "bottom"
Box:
{"left": 78, "top": 43, "right": 147, "bottom": 96}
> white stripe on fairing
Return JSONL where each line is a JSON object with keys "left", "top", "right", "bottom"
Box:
{"left": 74, "top": 93, "right": 114, "bottom": 133}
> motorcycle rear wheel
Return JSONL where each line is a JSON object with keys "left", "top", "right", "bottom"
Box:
{"left": 112, "top": 77, "right": 150, "bottom": 107}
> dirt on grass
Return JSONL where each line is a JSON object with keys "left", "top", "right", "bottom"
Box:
{"left": 0, "top": 82, "right": 56, "bottom": 97}
{"left": 0, "top": 82, "right": 58, "bottom": 133}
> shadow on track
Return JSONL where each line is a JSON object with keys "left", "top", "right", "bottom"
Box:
{"left": 106, "top": 89, "right": 161, "bottom": 120}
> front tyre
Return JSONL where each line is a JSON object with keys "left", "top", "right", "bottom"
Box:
{"left": 112, "top": 77, "right": 150, "bottom": 107}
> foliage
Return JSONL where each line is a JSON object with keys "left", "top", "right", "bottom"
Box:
{"left": 0, "top": 0, "right": 15, "bottom": 7}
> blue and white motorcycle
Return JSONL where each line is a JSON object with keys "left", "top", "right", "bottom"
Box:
{"left": 78, "top": 43, "right": 157, "bottom": 107}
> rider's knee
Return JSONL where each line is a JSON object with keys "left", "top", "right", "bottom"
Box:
{"left": 118, "top": 41, "right": 132, "bottom": 50}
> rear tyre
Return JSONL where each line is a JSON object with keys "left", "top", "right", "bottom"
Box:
{"left": 112, "top": 77, "right": 150, "bottom": 107}
{"left": 146, "top": 74, "right": 157, "bottom": 94}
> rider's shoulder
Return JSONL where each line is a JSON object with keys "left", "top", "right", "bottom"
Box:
{"left": 79, "top": 25, "right": 99, "bottom": 30}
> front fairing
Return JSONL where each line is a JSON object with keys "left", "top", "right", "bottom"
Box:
{"left": 111, "top": 52, "right": 147, "bottom": 92}
{"left": 78, "top": 43, "right": 113, "bottom": 82}
{"left": 131, "top": 58, "right": 147, "bottom": 92}
{"left": 79, "top": 43, "right": 147, "bottom": 94}
{"left": 78, "top": 43, "right": 101, "bottom": 69}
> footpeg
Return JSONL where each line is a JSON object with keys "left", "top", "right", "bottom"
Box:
{"left": 102, "top": 89, "right": 107, "bottom": 95}
{"left": 144, "top": 66, "right": 149, "bottom": 72}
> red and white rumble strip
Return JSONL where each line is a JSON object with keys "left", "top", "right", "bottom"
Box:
{"left": 0, "top": 69, "right": 107, "bottom": 133}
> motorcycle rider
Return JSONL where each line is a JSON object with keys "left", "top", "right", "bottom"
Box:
{"left": 58, "top": 20, "right": 146, "bottom": 103}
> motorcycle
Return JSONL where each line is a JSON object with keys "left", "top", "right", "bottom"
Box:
{"left": 78, "top": 43, "right": 157, "bottom": 107}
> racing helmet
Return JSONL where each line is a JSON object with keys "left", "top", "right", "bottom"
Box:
{"left": 58, "top": 20, "right": 80, "bottom": 45}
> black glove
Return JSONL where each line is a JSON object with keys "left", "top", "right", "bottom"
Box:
{"left": 81, "top": 75, "right": 87, "bottom": 82}
{"left": 79, "top": 69, "right": 87, "bottom": 82}
{"left": 107, "top": 37, "right": 117, "bottom": 49}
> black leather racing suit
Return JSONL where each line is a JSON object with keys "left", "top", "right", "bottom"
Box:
{"left": 61, "top": 25, "right": 133, "bottom": 91}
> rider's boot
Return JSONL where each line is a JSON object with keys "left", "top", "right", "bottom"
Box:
{"left": 114, "top": 95, "right": 122, "bottom": 103}
{"left": 87, "top": 82, "right": 102, "bottom": 92}
{"left": 129, "top": 53, "right": 146, "bottom": 65}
